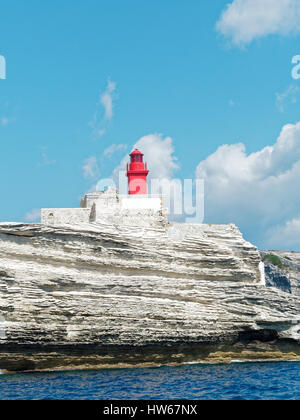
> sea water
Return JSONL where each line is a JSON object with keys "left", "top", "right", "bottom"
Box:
{"left": 0, "top": 362, "right": 299, "bottom": 400}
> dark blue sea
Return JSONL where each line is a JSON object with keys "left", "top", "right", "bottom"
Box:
{"left": 0, "top": 362, "right": 299, "bottom": 400}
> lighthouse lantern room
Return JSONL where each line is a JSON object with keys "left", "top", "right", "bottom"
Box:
{"left": 126, "top": 149, "right": 149, "bottom": 195}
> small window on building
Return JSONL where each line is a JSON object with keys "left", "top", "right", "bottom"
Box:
{"left": 48, "top": 213, "right": 54, "bottom": 224}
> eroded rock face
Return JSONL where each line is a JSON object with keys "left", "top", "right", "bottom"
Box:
{"left": 261, "top": 251, "right": 300, "bottom": 296}
{"left": 0, "top": 222, "right": 299, "bottom": 371}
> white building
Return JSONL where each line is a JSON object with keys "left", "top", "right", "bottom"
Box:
{"left": 41, "top": 187, "right": 168, "bottom": 228}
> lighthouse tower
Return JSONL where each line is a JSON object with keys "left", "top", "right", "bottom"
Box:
{"left": 126, "top": 149, "right": 149, "bottom": 195}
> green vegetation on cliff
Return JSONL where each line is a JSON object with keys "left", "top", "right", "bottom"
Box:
{"left": 263, "top": 254, "right": 288, "bottom": 269}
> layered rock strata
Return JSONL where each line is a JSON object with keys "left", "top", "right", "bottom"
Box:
{"left": 0, "top": 222, "right": 299, "bottom": 372}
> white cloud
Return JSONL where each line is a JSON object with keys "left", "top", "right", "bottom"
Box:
{"left": 196, "top": 121, "right": 300, "bottom": 249}
{"left": 82, "top": 156, "right": 99, "bottom": 179}
{"left": 134, "top": 134, "right": 179, "bottom": 180}
{"left": 37, "top": 148, "right": 56, "bottom": 167}
{"left": 103, "top": 143, "right": 128, "bottom": 157}
{"left": 1, "top": 117, "right": 12, "bottom": 126}
{"left": 266, "top": 216, "right": 300, "bottom": 249}
{"left": 89, "top": 78, "right": 117, "bottom": 139}
{"left": 276, "top": 84, "right": 299, "bottom": 112}
{"left": 100, "top": 79, "right": 116, "bottom": 120}
{"left": 24, "top": 209, "right": 41, "bottom": 222}
{"left": 216, "top": 0, "right": 300, "bottom": 46}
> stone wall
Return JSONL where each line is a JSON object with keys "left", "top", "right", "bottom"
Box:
{"left": 41, "top": 208, "right": 91, "bottom": 226}
{"left": 93, "top": 208, "right": 168, "bottom": 228}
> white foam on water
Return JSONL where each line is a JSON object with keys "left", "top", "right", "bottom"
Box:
{"left": 182, "top": 361, "right": 200, "bottom": 365}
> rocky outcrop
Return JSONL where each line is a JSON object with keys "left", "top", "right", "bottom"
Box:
{"left": 261, "top": 251, "right": 300, "bottom": 296}
{"left": 0, "top": 222, "right": 299, "bottom": 372}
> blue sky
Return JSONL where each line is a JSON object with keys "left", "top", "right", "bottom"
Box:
{"left": 1, "top": 0, "right": 300, "bottom": 249}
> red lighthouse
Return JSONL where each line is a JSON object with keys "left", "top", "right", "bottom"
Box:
{"left": 126, "top": 149, "right": 149, "bottom": 195}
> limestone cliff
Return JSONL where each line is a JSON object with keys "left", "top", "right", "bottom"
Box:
{"left": 0, "top": 222, "right": 299, "bottom": 372}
